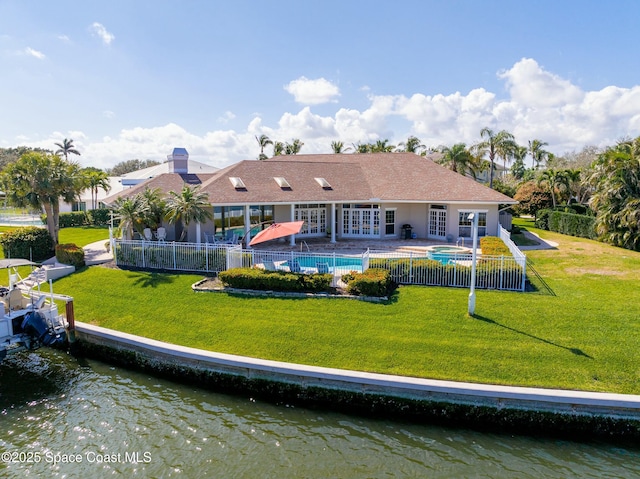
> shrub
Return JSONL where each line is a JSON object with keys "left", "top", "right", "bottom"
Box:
{"left": 0, "top": 226, "right": 54, "bottom": 261}
{"left": 535, "top": 209, "right": 552, "bottom": 230}
{"left": 342, "top": 268, "right": 394, "bottom": 297}
{"left": 479, "top": 236, "right": 511, "bottom": 256}
{"left": 59, "top": 212, "right": 89, "bottom": 227}
{"left": 55, "top": 243, "right": 85, "bottom": 267}
{"left": 219, "top": 268, "right": 332, "bottom": 293}
{"left": 88, "top": 208, "right": 112, "bottom": 226}
{"left": 548, "top": 211, "right": 597, "bottom": 240}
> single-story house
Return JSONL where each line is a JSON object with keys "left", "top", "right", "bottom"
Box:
{"left": 103, "top": 149, "right": 516, "bottom": 245}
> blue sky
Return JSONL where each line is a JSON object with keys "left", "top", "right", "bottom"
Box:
{"left": 1, "top": 0, "right": 639, "bottom": 169}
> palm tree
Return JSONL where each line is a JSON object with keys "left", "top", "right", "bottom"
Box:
{"left": 437, "top": 143, "right": 479, "bottom": 178}
{"left": 1, "top": 151, "right": 83, "bottom": 245}
{"left": 528, "top": 139, "right": 549, "bottom": 169}
{"left": 82, "top": 167, "right": 111, "bottom": 210}
{"left": 476, "top": 128, "right": 515, "bottom": 189}
{"left": 164, "top": 185, "right": 213, "bottom": 242}
{"left": 564, "top": 168, "right": 584, "bottom": 203}
{"left": 370, "top": 139, "right": 395, "bottom": 153}
{"left": 510, "top": 145, "right": 528, "bottom": 179}
{"left": 330, "top": 141, "right": 352, "bottom": 154}
{"left": 139, "top": 187, "right": 167, "bottom": 229}
{"left": 273, "top": 141, "right": 285, "bottom": 156}
{"left": 284, "top": 139, "right": 304, "bottom": 155}
{"left": 537, "top": 168, "right": 569, "bottom": 208}
{"left": 396, "top": 136, "right": 425, "bottom": 154}
{"left": 352, "top": 142, "right": 370, "bottom": 153}
{"left": 113, "top": 195, "right": 149, "bottom": 240}
{"left": 54, "top": 138, "right": 81, "bottom": 161}
{"left": 255, "top": 134, "right": 272, "bottom": 161}
{"left": 588, "top": 137, "right": 640, "bottom": 251}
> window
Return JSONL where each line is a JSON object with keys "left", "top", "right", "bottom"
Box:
{"left": 294, "top": 204, "right": 327, "bottom": 235}
{"left": 385, "top": 209, "right": 395, "bottom": 235}
{"left": 273, "top": 177, "right": 291, "bottom": 188}
{"left": 72, "top": 201, "right": 87, "bottom": 212}
{"left": 458, "top": 211, "right": 487, "bottom": 237}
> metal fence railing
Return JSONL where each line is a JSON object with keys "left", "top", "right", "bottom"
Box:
{"left": 113, "top": 238, "right": 527, "bottom": 291}
{"left": 498, "top": 225, "right": 527, "bottom": 291}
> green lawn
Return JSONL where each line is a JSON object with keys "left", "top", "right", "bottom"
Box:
{"left": 0, "top": 226, "right": 109, "bottom": 249}
{"left": 51, "top": 219, "right": 640, "bottom": 395}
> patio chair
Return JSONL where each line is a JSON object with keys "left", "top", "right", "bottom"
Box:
{"left": 204, "top": 232, "right": 218, "bottom": 244}
{"left": 316, "top": 262, "right": 330, "bottom": 274}
{"left": 289, "top": 259, "right": 302, "bottom": 273}
{"left": 156, "top": 227, "right": 167, "bottom": 242}
{"left": 263, "top": 261, "right": 277, "bottom": 271}
{"left": 143, "top": 228, "right": 153, "bottom": 241}
{"left": 222, "top": 232, "right": 239, "bottom": 244}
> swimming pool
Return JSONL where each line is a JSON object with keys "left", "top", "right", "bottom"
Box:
{"left": 283, "top": 255, "right": 364, "bottom": 270}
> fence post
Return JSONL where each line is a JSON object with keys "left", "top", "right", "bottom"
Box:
{"left": 409, "top": 252, "right": 413, "bottom": 283}
{"left": 173, "top": 242, "right": 177, "bottom": 270}
{"left": 500, "top": 255, "right": 504, "bottom": 290}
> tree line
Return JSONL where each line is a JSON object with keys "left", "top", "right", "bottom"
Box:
{"left": 1, "top": 130, "right": 638, "bottom": 251}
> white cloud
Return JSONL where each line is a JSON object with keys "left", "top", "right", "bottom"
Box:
{"left": 103, "top": 110, "right": 116, "bottom": 119}
{"left": 90, "top": 22, "right": 115, "bottom": 45}
{"left": 8, "top": 58, "right": 640, "bottom": 170}
{"left": 24, "top": 47, "right": 45, "bottom": 59}
{"left": 497, "top": 57, "right": 583, "bottom": 108}
{"left": 57, "top": 34, "right": 71, "bottom": 43}
{"left": 285, "top": 77, "right": 340, "bottom": 105}
{"left": 217, "top": 111, "right": 236, "bottom": 124}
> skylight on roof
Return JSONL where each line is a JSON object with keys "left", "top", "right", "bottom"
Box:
{"left": 229, "top": 177, "right": 246, "bottom": 189}
{"left": 314, "top": 177, "right": 332, "bottom": 189}
{"left": 274, "top": 177, "right": 291, "bottom": 188}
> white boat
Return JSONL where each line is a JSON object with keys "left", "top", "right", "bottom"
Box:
{"left": 0, "top": 259, "right": 69, "bottom": 364}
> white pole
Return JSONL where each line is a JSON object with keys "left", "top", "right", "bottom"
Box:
{"left": 468, "top": 213, "right": 479, "bottom": 316}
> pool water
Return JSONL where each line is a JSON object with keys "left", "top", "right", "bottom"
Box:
{"left": 284, "top": 256, "right": 363, "bottom": 269}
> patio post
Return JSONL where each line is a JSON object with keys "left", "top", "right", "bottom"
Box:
{"left": 330, "top": 203, "right": 336, "bottom": 243}
{"left": 289, "top": 204, "right": 296, "bottom": 246}
{"left": 244, "top": 205, "right": 251, "bottom": 247}
{"left": 468, "top": 213, "right": 479, "bottom": 316}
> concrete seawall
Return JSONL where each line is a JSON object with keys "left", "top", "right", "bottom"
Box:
{"left": 75, "top": 322, "right": 640, "bottom": 440}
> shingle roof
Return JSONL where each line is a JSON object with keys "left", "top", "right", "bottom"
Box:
{"left": 103, "top": 153, "right": 515, "bottom": 205}
{"left": 201, "top": 152, "right": 515, "bottom": 204}
{"left": 102, "top": 173, "right": 216, "bottom": 204}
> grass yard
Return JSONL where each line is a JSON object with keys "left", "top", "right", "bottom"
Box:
{"left": 52, "top": 218, "right": 640, "bottom": 395}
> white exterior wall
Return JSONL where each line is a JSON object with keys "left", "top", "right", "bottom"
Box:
{"left": 265, "top": 203, "right": 502, "bottom": 241}
{"left": 451, "top": 203, "right": 501, "bottom": 238}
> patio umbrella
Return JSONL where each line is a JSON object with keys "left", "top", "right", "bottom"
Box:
{"left": 249, "top": 221, "right": 305, "bottom": 246}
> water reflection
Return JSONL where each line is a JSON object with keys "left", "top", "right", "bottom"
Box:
{"left": 1, "top": 350, "right": 638, "bottom": 478}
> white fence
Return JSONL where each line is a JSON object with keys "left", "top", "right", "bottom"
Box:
{"left": 113, "top": 238, "right": 526, "bottom": 291}
{"left": 114, "top": 240, "right": 234, "bottom": 273}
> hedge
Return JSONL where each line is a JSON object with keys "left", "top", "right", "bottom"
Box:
{"left": 55, "top": 243, "right": 85, "bottom": 267}
{"left": 0, "top": 226, "right": 54, "bottom": 261}
{"left": 479, "top": 236, "right": 511, "bottom": 256}
{"left": 219, "top": 268, "right": 333, "bottom": 293}
{"left": 548, "top": 211, "right": 597, "bottom": 240}
{"left": 42, "top": 209, "right": 113, "bottom": 228}
{"left": 341, "top": 268, "right": 394, "bottom": 297}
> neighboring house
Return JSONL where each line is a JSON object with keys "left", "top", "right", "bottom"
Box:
{"left": 61, "top": 148, "right": 219, "bottom": 213}
{"left": 103, "top": 150, "right": 516, "bottom": 245}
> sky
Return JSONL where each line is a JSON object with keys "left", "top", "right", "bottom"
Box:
{"left": 1, "top": 0, "right": 639, "bottom": 170}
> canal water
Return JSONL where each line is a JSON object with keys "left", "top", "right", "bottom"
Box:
{"left": 1, "top": 349, "right": 638, "bottom": 478}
